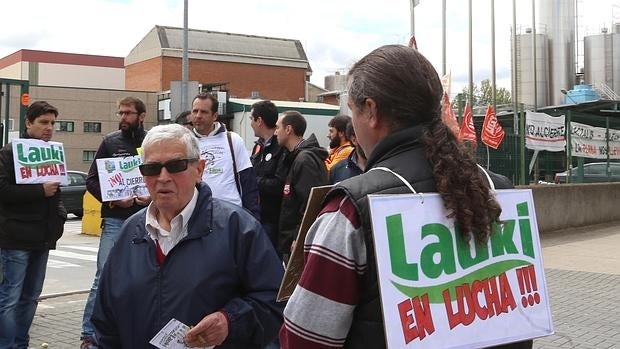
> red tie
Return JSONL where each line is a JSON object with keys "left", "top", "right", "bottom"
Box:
{"left": 155, "top": 239, "right": 166, "bottom": 266}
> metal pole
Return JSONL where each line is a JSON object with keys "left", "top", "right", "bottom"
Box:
{"left": 181, "top": 0, "right": 189, "bottom": 111}
{"left": 410, "top": 0, "right": 416, "bottom": 37}
{"left": 491, "top": 0, "right": 497, "bottom": 110}
{"left": 468, "top": 0, "right": 474, "bottom": 106}
{"left": 512, "top": 0, "right": 519, "bottom": 135}
{"left": 532, "top": 0, "right": 538, "bottom": 111}
{"left": 606, "top": 117, "right": 610, "bottom": 180}
{"left": 3, "top": 85, "right": 9, "bottom": 144}
{"left": 442, "top": 0, "right": 447, "bottom": 76}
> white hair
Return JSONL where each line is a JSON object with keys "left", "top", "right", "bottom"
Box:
{"left": 141, "top": 124, "right": 200, "bottom": 161}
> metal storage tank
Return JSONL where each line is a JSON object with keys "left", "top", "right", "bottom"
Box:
{"left": 539, "top": 0, "right": 576, "bottom": 105}
{"left": 324, "top": 72, "right": 347, "bottom": 91}
{"left": 584, "top": 26, "right": 620, "bottom": 98}
{"left": 515, "top": 28, "right": 550, "bottom": 108}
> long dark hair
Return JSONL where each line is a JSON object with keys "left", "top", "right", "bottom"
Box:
{"left": 348, "top": 45, "right": 502, "bottom": 245}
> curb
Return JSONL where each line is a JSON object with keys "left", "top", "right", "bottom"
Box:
{"left": 39, "top": 289, "right": 90, "bottom": 301}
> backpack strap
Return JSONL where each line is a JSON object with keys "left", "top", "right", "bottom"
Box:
{"left": 226, "top": 131, "right": 242, "bottom": 195}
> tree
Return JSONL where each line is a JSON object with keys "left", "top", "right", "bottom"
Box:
{"left": 460, "top": 79, "right": 511, "bottom": 107}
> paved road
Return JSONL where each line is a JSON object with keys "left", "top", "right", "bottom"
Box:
{"left": 27, "top": 220, "right": 620, "bottom": 348}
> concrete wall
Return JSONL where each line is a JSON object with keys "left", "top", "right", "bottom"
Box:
{"left": 520, "top": 183, "right": 620, "bottom": 232}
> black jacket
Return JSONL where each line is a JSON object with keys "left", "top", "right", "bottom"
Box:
{"left": 327, "top": 126, "right": 530, "bottom": 349}
{"left": 86, "top": 127, "right": 147, "bottom": 219}
{"left": 251, "top": 135, "right": 288, "bottom": 227}
{"left": 0, "top": 134, "right": 67, "bottom": 250}
{"left": 278, "top": 133, "right": 328, "bottom": 257}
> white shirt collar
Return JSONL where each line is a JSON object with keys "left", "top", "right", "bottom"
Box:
{"left": 144, "top": 187, "right": 199, "bottom": 254}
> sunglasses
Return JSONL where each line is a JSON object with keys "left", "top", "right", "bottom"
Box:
{"left": 139, "top": 158, "right": 198, "bottom": 176}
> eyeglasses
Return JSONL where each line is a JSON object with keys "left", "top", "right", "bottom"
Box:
{"left": 116, "top": 111, "right": 139, "bottom": 117}
{"left": 139, "top": 158, "right": 198, "bottom": 176}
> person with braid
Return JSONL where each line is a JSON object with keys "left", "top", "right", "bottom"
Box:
{"left": 279, "top": 45, "right": 531, "bottom": 349}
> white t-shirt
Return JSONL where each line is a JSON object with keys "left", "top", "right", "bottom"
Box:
{"left": 196, "top": 127, "right": 252, "bottom": 206}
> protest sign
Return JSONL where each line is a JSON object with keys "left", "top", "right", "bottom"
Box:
{"left": 96, "top": 155, "right": 148, "bottom": 202}
{"left": 525, "top": 111, "right": 566, "bottom": 152}
{"left": 12, "top": 138, "right": 68, "bottom": 185}
{"left": 368, "top": 190, "right": 553, "bottom": 348}
{"left": 277, "top": 185, "right": 332, "bottom": 302}
{"left": 570, "top": 121, "right": 620, "bottom": 159}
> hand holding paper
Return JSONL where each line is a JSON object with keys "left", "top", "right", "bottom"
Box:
{"left": 184, "top": 311, "right": 228, "bottom": 348}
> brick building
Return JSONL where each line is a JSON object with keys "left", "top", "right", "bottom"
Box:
{"left": 125, "top": 26, "right": 312, "bottom": 101}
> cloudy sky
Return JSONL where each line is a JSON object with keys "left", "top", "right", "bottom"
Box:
{"left": 1, "top": 0, "right": 619, "bottom": 96}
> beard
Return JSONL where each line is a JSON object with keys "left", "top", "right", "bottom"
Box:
{"left": 329, "top": 136, "right": 341, "bottom": 149}
{"left": 119, "top": 119, "right": 140, "bottom": 133}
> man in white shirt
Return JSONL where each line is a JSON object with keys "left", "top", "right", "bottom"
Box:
{"left": 191, "top": 93, "right": 260, "bottom": 219}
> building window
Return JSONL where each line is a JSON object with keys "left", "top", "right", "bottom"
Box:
{"left": 8, "top": 119, "right": 14, "bottom": 131}
{"left": 83, "top": 150, "right": 96, "bottom": 162}
{"left": 55, "top": 121, "right": 74, "bottom": 132}
{"left": 83, "top": 122, "right": 101, "bottom": 133}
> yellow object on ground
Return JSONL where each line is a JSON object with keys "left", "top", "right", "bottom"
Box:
{"left": 81, "top": 191, "right": 102, "bottom": 236}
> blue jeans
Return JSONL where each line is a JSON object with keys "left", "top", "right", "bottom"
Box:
{"left": 0, "top": 248, "right": 49, "bottom": 349}
{"left": 81, "top": 217, "right": 124, "bottom": 340}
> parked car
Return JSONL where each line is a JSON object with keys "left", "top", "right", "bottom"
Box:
{"left": 61, "top": 170, "right": 88, "bottom": 217}
{"left": 554, "top": 162, "right": 620, "bottom": 184}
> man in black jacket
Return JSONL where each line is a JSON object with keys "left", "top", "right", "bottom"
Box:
{"left": 80, "top": 96, "right": 150, "bottom": 348}
{"left": 0, "top": 101, "right": 66, "bottom": 348}
{"left": 275, "top": 111, "right": 328, "bottom": 261}
{"left": 249, "top": 100, "right": 288, "bottom": 254}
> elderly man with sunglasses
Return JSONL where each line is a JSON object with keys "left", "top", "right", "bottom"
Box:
{"left": 90, "top": 124, "right": 285, "bottom": 348}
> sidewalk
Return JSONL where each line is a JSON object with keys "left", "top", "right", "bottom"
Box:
{"left": 28, "top": 222, "right": 620, "bottom": 348}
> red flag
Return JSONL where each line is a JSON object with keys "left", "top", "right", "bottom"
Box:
{"left": 458, "top": 101, "right": 477, "bottom": 142}
{"left": 481, "top": 105, "right": 505, "bottom": 149}
{"left": 441, "top": 92, "right": 460, "bottom": 138}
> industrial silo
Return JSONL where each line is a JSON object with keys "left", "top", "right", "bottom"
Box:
{"left": 515, "top": 27, "right": 550, "bottom": 108}
{"left": 324, "top": 72, "right": 347, "bottom": 91}
{"left": 584, "top": 25, "right": 620, "bottom": 98}
{"left": 539, "top": 0, "right": 576, "bottom": 105}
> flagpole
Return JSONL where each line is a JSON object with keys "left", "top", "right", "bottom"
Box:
{"left": 512, "top": 0, "right": 519, "bottom": 135}
{"left": 468, "top": 0, "right": 474, "bottom": 108}
{"left": 410, "top": 0, "right": 416, "bottom": 37}
{"left": 442, "top": 0, "right": 447, "bottom": 76}
{"left": 532, "top": 0, "right": 538, "bottom": 111}
{"left": 491, "top": 0, "right": 497, "bottom": 111}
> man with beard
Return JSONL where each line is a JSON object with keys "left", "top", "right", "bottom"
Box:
{"left": 275, "top": 111, "right": 328, "bottom": 262}
{"left": 329, "top": 122, "right": 367, "bottom": 184}
{"left": 80, "top": 96, "right": 150, "bottom": 349}
{"left": 325, "top": 114, "right": 354, "bottom": 172}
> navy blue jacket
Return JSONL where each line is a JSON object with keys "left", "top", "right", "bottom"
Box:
{"left": 92, "top": 183, "right": 284, "bottom": 348}
{"left": 328, "top": 150, "right": 364, "bottom": 184}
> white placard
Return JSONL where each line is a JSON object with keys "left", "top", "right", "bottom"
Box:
{"left": 570, "top": 121, "right": 620, "bottom": 159}
{"left": 149, "top": 318, "right": 212, "bottom": 349}
{"left": 368, "top": 190, "right": 553, "bottom": 349}
{"left": 525, "top": 111, "right": 566, "bottom": 152}
{"left": 12, "top": 138, "right": 68, "bottom": 185}
{"left": 96, "top": 155, "right": 148, "bottom": 202}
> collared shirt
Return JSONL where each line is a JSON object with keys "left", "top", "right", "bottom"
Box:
{"left": 145, "top": 187, "right": 199, "bottom": 255}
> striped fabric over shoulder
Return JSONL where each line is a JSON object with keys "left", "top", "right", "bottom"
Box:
{"left": 280, "top": 194, "right": 367, "bottom": 349}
